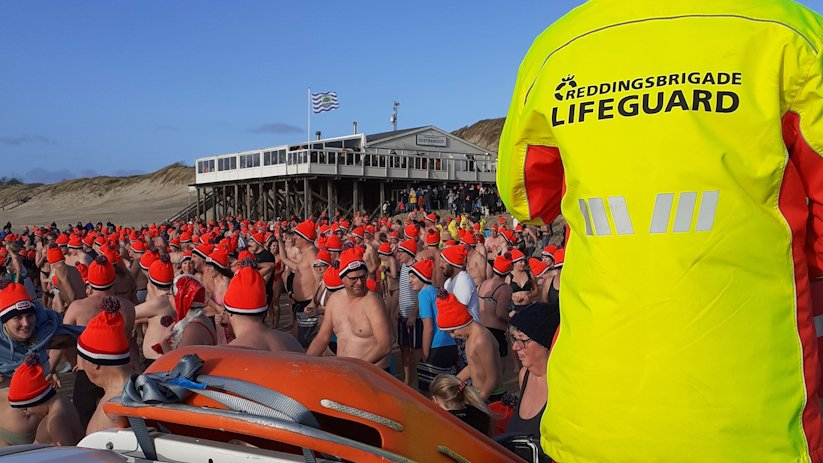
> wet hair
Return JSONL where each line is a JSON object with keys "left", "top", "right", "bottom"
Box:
{"left": 430, "top": 374, "right": 489, "bottom": 415}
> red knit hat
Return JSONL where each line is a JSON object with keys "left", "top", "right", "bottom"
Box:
{"left": 8, "top": 353, "right": 55, "bottom": 409}
{"left": 206, "top": 248, "right": 229, "bottom": 270}
{"left": 83, "top": 235, "right": 95, "bottom": 247}
{"left": 441, "top": 245, "right": 467, "bottom": 269}
{"left": 179, "top": 231, "right": 192, "bottom": 243}
{"left": 223, "top": 262, "right": 267, "bottom": 315}
{"left": 435, "top": 290, "right": 473, "bottom": 331}
{"left": 425, "top": 213, "right": 437, "bottom": 224}
{"left": 398, "top": 238, "right": 417, "bottom": 257}
{"left": 494, "top": 253, "right": 513, "bottom": 276}
{"left": 378, "top": 242, "right": 392, "bottom": 256}
{"left": 139, "top": 249, "right": 159, "bottom": 271}
{"left": 461, "top": 232, "right": 477, "bottom": 246}
{"left": 181, "top": 250, "right": 193, "bottom": 262}
{"left": 315, "top": 249, "right": 332, "bottom": 267}
{"left": 77, "top": 297, "right": 130, "bottom": 365}
{"left": 326, "top": 235, "right": 343, "bottom": 252}
{"left": 0, "top": 282, "right": 34, "bottom": 324}
{"left": 169, "top": 238, "right": 181, "bottom": 249}
{"left": 425, "top": 230, "right": 440, "bottom": 247}
{"left": 501, "top": 229, "right": 517, "bottom": 245}
{"left": 294, "top": 220, "right": 317, "bottom": 242}
{"left": 351, "top": 227, "right": 365, "bottom": 240}
{"left": 55, "top": 234, "right": 69, "bottom": 247}
{"left": 404, "top": 224, "right": 418, "bottom": 239}
{"left": 365, "top": 225, "right": 376, "bottom": 237}
{"left": 510, "top": 248, "right": 526, "bottom": 264}
{"left": 339, "top": 220, "right": 351, "bottom": 232}
{"left": 193, "top": 243, "right": 214, "bottom": 259}
{"left": 529, "top": 257, "right": 550, "bottom": 278}
{"left": 338, "top": 245, "right": 367, "bottom": 278}
{"left": 553, "top": 248, "right": 565, "bottom": 268}
{"left": 250, "top": 232, "right": 266, "bottom": 246}
{"left": 68, "top": 235, "right": 83, "bottom": 249}
{"left": 88, "top": 256, "right": 116, "bottom": 291}
{"left": 323, "top": 263, "right": 344, "bottom": 291}
{"left": 94, "top": 236, "right": 107, "bottom": 247}
{"left": 149, "top": 255, "right": 175, "bottom": 287}
{"left": 129, "top": 240, "right": 147, "bottom": 254}
{"left": 389, "top": 231, "right": 400, "bottom": 241}
{"left": 237, "top": 250, "right": 255, "bottom": 263}
{"left": 542, "top": 244, "right": 557, "bottom": 257}
{"left": 410, "top": 259, "right": 433, "bottom": 284}
{"left": 47, "top": 246, "right": 64, "bottom": 264}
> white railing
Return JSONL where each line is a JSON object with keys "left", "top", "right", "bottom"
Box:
{"left": 195, "top": 148, "right": 497, "bottom": 185}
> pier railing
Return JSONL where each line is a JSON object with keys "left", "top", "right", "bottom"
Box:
{"left": 195, "top": 148, "right": 497, "bottom": 185}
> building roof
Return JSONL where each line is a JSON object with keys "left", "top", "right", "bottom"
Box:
{"left": 365, "top": 126, "right": 426, "bottom": 144}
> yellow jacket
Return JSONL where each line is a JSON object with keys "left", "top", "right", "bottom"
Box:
{"left": 498, "top": 1, "right": 823, "bottom": 461}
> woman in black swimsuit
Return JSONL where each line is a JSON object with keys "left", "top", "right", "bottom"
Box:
{"left": 506, "top": 249, "right": 538, "bottom": 312}
{"left": 505, "top": 303, "right": 560, "bottom": 457}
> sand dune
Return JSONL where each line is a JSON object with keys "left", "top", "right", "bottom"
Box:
{"left": 0, "top": 163, "right": 194, "bottom": 229}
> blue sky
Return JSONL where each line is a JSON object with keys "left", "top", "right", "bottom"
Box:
{"left": 1, "top": 1, "right": 822, "bottom": 184}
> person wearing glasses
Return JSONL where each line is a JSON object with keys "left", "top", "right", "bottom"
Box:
{"left": 505, "top": 303, "right": 560, "bottom": 443}
{"left": 307, "top": 245, "right": 392, "bottom": 372}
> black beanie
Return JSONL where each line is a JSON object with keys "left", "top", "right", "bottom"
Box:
{"left": 509, "top": 302, "right": 560, "bottom": 350}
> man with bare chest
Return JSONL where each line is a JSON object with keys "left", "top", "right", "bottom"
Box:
{"left": 65, "top": 236, "right": 92, "bottom": 268}
{"left": 62, "top": 256, "right": 136, "bottom": 430}
{"left": 307, "top": 246, "right": 392, "bottom": 370}
{"left": 46, "top": 246, "right": 86, "bottom": 311}
{"left": 277, "top": 221, "right": 318, "bottom": 343}
{"left": 135, "top": 256, "right": 176, "bottom": 367}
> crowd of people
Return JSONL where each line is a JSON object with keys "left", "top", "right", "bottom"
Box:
{"left": 385, "top": 184, "right": 506, "bottom": 219}
{"left": 0, "top": 210, "right": 561, "bottom": 456}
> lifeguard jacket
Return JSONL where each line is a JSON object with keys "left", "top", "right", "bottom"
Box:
{"left": 497, "top": 1, "right": 823, "bottom": 461}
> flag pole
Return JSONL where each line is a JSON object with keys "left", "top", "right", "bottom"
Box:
{"left": 307, "top": 87, "right": 311, "bottom": 158}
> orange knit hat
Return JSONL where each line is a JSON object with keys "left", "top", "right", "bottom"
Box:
{"left": 435, "top": 290, "right": 473, "bottom": 331}
{"left": 410, "top": 258, "right": 433, "bottom": 284}
{"left": 294, "top": 220, "right": 317, "bottom": 242}
{"left": 77, "top": 297, "right": 129, "bottom": 365}
{"left": 46, "top": 246, "right": 64, "bottom": 264}
{"left": 441, "top": 245, "right": 468, "bottom": 269}
{"left": 223, "top": 262, "right": 267, "bottom": 315}
{"left": 338, "top": 245, "right": 367, "bottom": 278}
{"left": 206, "top": 248, "right": 229, "bottom": 270}
{"left": 149, "top": 255, "right": 175, "bottom": 287}
{"left": 0, "top": 281, "right": 34, "bottom": 324}
{"left": 529, "top": 257, "right": 550, "bottom": 278}
{"left": 8, "top": 353, "right": 54, "bottom": 408}
{"left": 494, "top": 253, "right": 513, "bottom": 276}
{"left": 88, "top": 255, "right": 116, "bottom": 291}
{"left": 398, "top": 238, "right": 417, "bottom": 257}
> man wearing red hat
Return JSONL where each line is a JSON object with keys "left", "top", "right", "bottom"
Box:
{"left": 308, "top": 246, "right": 392, "bottom": 371}
{"left": 277, "top": 220, "right": 318, "bottom": 339}
{"left": 8, "top": 353, "right": 83, "bottom": 446}
{"left": 435, "top": 291, "right": 502, "bottom": 402}
{"left": 63, "top": 256, "right": 137, "bottom": 430}
{"left": 135, "top": 256, "right": 177, "bottom": 367}
{"left": 76, "top": 297, "right": 133, "bottom": 435}
{"left": 395, "top": 238, "right": 421, "bottom": 386}
{"left": 440, "top": 245, "right": 480, "bottom": 322}
{"left": 47, "top": 245, "right": 86, "bottom": 310}
{"left": 65, "top": 235, "right": 92, "bottom": 268}
{"left": 223, "top": 262, "right": 303, "bottom": 353}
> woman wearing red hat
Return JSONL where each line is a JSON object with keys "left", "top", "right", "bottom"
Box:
{"left": 0, "top": 281, "right": 83, "bottom": 445}
{"left": 507, "top": 249, "right": 538, "bottom": 312}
